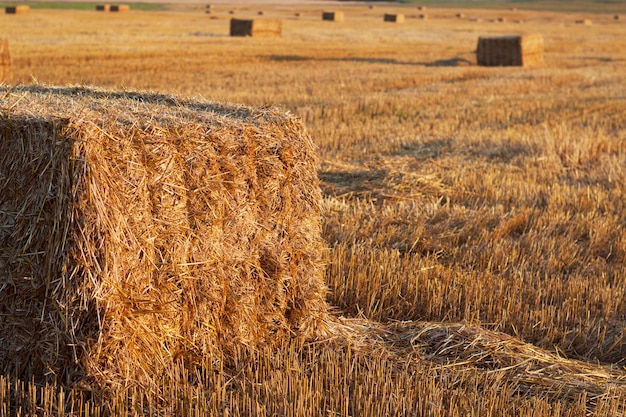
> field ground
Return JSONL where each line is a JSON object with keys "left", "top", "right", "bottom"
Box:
{"left": 1, "top": 2, "right": 626, "bottom": 415}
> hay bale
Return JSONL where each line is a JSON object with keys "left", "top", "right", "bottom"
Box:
{"left": 110, "top": 4, "right": 130, "bottom": 12}
{"left": 230, "top": 18, "right": 282, "bottom": 38}
{"left": 228, "top": 9, "right": 238, "bottom": 15}
{"left": 455, "top": 13, "right": 465, "bottom": 18}
{"left": 322, "top": 11, "right": 344, "bottom": 22}
{"left": 384, "top": 13, "right": 404, "bottom": 23}
{"left": 95, "top": 4, "right": 110, "bottom": 12}
{"left": 0, "top": 39, "right": 10, "bottom": 83}
{"left": 295, "top": 12, "right": 303, "bottom": 17}
{"left": 0, "top": 85, "right": 330, "bottom": 387}
{"left": 5, "top": 5, "right": 30, "bottom": 14}
{"left": 417, "top": 6, "right": 426, "bottom": 11}
{"left": 575, "top": 19, "right": 592, "bottom": 25}
{"left": 418, "top": 13, "right": 428, "bottom": 20}
{"left": 257, "top": 10, "right": 265, "bottom": 16}
{"left": 497, "top": 17, "right": 507, "bottom": 22}
{"left": 476, "top": 34, "right": 543, "bottom": 67}
{"left": 614, "top": 15, "right": 620, "bottom": 21}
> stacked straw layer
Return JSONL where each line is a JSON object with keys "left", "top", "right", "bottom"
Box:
{"left": 476, "top": 34, "right": 543, "bottom": 67}
{"left": 0, "top": 86, "right": 330, "bottom": 387}
{"left": 230, "top": 18, "right": 282, "bottom": 38}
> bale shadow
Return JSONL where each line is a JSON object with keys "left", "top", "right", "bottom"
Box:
{"left": 265, "top": 55, "right": 475, "bottom": 67}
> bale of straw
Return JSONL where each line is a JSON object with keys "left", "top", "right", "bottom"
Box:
{"left": 229, "top": 9, "right": 238, "bottom": 14}
{"left": 295, "top": 12, "right": 303, "bottom": 17}
{"left": 5, "top": 5, "right": 30, "bottom": 14}
{"left": 614, "top": 15, "right": 620, "bottom": 21}
{"left": 418, "top": 13, "right": 428, "bottom": 20}
{"left": 110, "top": 4, "right": 130, "bottom": 12}
{"left": 95, "top": 4, "right": 110, "bottom": 12}
{"left": 0, "top": 39, "right": 10, "bottom": 83}
{"left": 230, "top": 18, "right": 282, "bottom": 38}
{"left": 384, "top": 13, "right": 404, "bottom": 23}
{"left": 0, "top": 85, "right": 330, "bottom": 388}
{"left": 575, "top": 19, "right": 591, "bottom": 25}
{"left": 322, "top": 11, "right": 344, "bottom": 22}
{"left": 257, "top": 10, "right": 265, "bottom": 15}
{"left": 417, "top": 6, "right": 426, "bottom": 11}
{"left": 497, "top": 17, "right": 507, "bottom": 22}
{"left": 476, "top": 34, "right": 543, "bottom": 67}
{"left": 455, "top": 13, "right": 464, "bottom": 18}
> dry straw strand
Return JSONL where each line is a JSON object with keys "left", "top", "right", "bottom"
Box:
{"left": 0, "top": 85, "right": 331, "bottom": 391}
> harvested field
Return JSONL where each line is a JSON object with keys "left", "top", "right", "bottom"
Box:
{"left": 1, "top": 2, "right": 626, "bottom": 415}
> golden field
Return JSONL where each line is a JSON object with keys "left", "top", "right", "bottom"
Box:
{"left": 1, "top": 2, "right": 626, "bottom": 415}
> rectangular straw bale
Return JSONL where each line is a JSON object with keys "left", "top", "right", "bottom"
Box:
{"left": 230, "top": 18, "right": 282, "bottom": 38}
{"left": 575, "top": 19, "right": 591, "bottom": 25}
{"left": 384, "top": 13, "right": 404, "bottom": 23}
{"left": 0, "top": 85, "right": 330, "bottom": 389}
{"left": 476, "top": 34, "right": 543, "bottom": 67}
{"left": 5, "top": 5, "right": 30, "bottom": 14}
{"left": 322, "top": 11, "right": 344, "bottom": 22}
{"left": 96, "top": 4, "right": 111, "bottom": 11}
{"left": 110, "top": 4, "right": 130, "bottom": 12}
{"left": 0, "top": 39, "right": 10, "bottom": 83}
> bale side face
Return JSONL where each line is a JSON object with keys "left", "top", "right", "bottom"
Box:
{"left": 230, "top": 18, "right": 282, "bottom": 38}
{"left": 384, "top": 13, "right": 404, "bottom": 23}
{"left": 322, "top": 11, "right": 344, "bottom": 22}
{"left": 476, "top": 34, "right": 543, "bottom": 67}
{"left": 0, "top": 86, "right": 329, "bottom": 387}
{"left": 96, "top": 4, "right": 111, "bottom": 11}
{"left": 0, "top": 39, "right": 10, "bottom": 82}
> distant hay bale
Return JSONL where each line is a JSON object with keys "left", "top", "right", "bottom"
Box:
{"left": 469, "top": 17, "right": 482, "bottom": 22}
{"left": 368, "top": 5, "right": 376, "bottom": 10}
{"left": 575, "top": 19, "right": 592, "bottom": 25}
{"left": 418, "top": 13, "right": 428, "bottom": 20}
{"left": 322, "top": 11, "right": 344, "bottom": 22}
{"left": 229, "top": 9, "right": 238, "bottom": 15}
{"left": 295, "top": 12, "right": 303, "bottom": 17}
{"left": 497, "top": 17, "right": 507, "bottom": 22}
{"left": 5, "top": 5, "right": 30, "bottom": 14}
{"left": 206, "top": 4, "right": 213, "bottom": 9}
{"left": 110, "top": 4, "right": 129, "bottom": 12}
{"left": 455, "top": 13, "right": 465, "bottom": 18}
{"left": 0, "top": 39, "right": 10, "bottom": 83}
{"left": 384, "top": 13, "right": 404, "bottom": 23}
{"left": 95, "top": 4, "right": 110, "bottom": 12}
{"left": 230, "top": 18, "right": 282, "bottom": 38}
{"left": 417, "top": 6, "right": 426, "bottom": 11}
{"left": 0, "top": 85, "right": 330, "bottom": 387}
{"left": 476, "top": 34, "right": 544, "bottom": 67}
{"left": 614, "top": 15, "right": 620, "bottom": 20}
{"left": 257, "top": 10, "right": 265, "bottom": 15}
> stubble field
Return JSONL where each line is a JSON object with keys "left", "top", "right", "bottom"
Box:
{"left": 1, "top": 1, "right": 626, "bottom": 415}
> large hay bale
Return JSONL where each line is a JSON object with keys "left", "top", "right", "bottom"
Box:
{"left": 322, "top": 11, "right": 344, "bottom": 22}
{"left": 384, "top": 13, "right": 404, "bottom": 23}
{"left": 5, "top": 5, "right": 30, "bottom": 14}
{"left": 0, "top": 39, "right": 10, "bottom": 83}
{"left": 575, "top": 19, "right": 592, "bottom": 25}
{"left": 95, "top": 4, "right": 110, "bottom": 12}
{"left": 0, "top": 85, "right": 330, "bottom": 387}
{"left": 476, "top": 34, "right": 543, "bottom": 67}
{"left": 230, "top": 18, "right": 282, "bottom": 38}
{"left": 110, "top": 4, "right": 130, "bottom": 12}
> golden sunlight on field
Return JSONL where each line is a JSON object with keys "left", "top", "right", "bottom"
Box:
{"left": 1, "top": 2, "right": 625, "bottom": 415}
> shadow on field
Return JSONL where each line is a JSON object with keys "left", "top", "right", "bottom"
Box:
{"left": 319, "top": 169, "right": 387, "bottom": 199}
{"left": 266, "top": 55, "right": 474, "bottom": 67}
